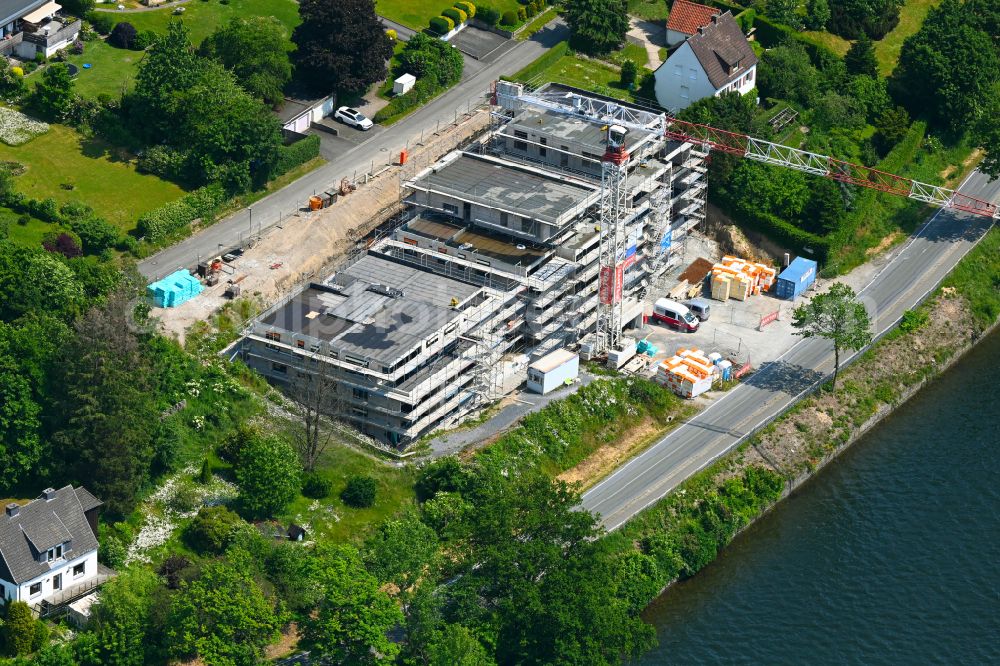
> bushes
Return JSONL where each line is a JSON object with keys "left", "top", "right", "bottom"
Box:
{"left": 87, "top": 11, "right": 113, "bottom": 35}
{"left": 442, "top": 7, "right": 467, "bottom": 24}
{"left": 136, "top": 183, "right": 226, "bottom": 241}
{"left": 478, "top": 5, "right": 500, "bottom": 25}
{"left": 375, "top": 34, "right": 464, "bottom": 124}
{"left": 268, "top": 134, "right": 320, "bottom": 180}
{"left": 70, "top": 216, "right": 121, "bottom": 254}
{"left": 302, "top": 471, "right": 333, "bottom": 499}
{"left": 186, "top": 505, "right": 244, "bottom": 554}
{"left": 429, "top": 15, "right": 454, "bottom": 34}
{"left": 455, "top": 1, "right": 476, "bottom": 18}
{"left": 108, "top": 21, "right": 138, "bottom": 49}
{"left": 500, "top": 9, "right": 518, "bottom": 26}
{"left": 341, "top": 475, "right": 377, "bottom": 508}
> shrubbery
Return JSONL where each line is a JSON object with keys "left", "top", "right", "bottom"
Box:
{"left": 186, "top": 505, "right": 244, "bottom": 554}
{"left": 108, "top": 21, "right": 138, "bottom": 49}
{"left": 500, "top": 10, "right": 518, "bottom": 26}
{"left": 86, "top": 11, "right": 113, "bottom": 34}
{"left": 302, "top": 471, "right": 333, "bottom": 499}
{"left": 267, "top": 134, "right": 321, "bottom": 180}
{"left": 136, "top": 184, "right": 226, "bottom": 241}
{"left": 455, "top": 1, "right": 476, "bottom": 18}
{"left": 442, "top": 7, "right": 466, "bottom": 24}
{"left": 429, "top": 15, "right": 454, "bottom": 34}
{"left": 374, "top": 34, "right": 464, "bottom": 124}
{"left": 341, "top": 475, "right": 377, "bottom": 508}
{"left": 478, "top": 5, "right": 501, "bottom": 25}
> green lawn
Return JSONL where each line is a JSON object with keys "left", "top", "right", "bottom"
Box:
{"left": 513, "top": 43, "right": 651, "bottom": 103}
{"left": 376, "top": 0, "right": 523, "bottom": 30}
{"left": 607, "top": 41, "right": 650, "bottom": 68}
{"left": 67, "top": 0, "right": 300, "bottom": 100}
{"left": 279, "top": 442, "right": 416, "bottom": 544}
{"left": 106, "top": 0, "right": 300, "bottom": 45}
{"left": 0, "top": 124, "right": 185, "bottom": 230}
{"left": 799, "top": 29, "right": 851, "bottom": 57}
{"left": 874, "top": 0, "right": 941, "bottom": 75}
{"left": 0, "top": 207, "right": 58, "bottom": 246}
{"left": 64, "top": 40, "right": 143, "bottom": 99}
{"left": 628, "top": 0, "right": 669, "bottom": 21}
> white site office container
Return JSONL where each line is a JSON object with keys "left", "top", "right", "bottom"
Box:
{"left": 393, "top": 74, "right": 416, "bottom": 95}
{"left": 527, "top": 348, "right": 580, "bottom": 395}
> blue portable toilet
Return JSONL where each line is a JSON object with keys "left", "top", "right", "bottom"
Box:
{"left": 775, "top": 257, "right": 818, "bottom": 300}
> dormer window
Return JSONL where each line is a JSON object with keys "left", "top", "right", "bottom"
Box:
{"left": 45, "top": 544, "right": 63, "bottom": 562}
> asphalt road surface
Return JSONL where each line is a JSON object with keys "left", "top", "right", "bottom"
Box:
{"left": 582, "top": 170, "right": 1000, "bottom": 531}
{"left": 138, "top": 19, "right": 569, "bottom": 281}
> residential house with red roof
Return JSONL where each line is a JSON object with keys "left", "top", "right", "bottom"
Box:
{"left": 653, "top": 11, "right": 758, "bottom": 111}
{"left": 666, "top": 0, "right": 719, "bottom": 47}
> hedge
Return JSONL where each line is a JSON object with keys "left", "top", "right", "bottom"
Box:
{"left": 752, "top": 15, "right": 841, "bottom": 65}
{"left": 455, "top": 1, "right": 475, "bottom": 18}
{"left": 429, "top": 15, "right": 454, "bottom": 34}
{"left": 740, "top": 209, "right": 830, "bottom": 263}
{"left": 268, "top": 134, "right": 320, "bottom": 181}
{"left": 477, "top": 5, "right": 500, "bottom": 25}
{"left": 510, "top": 40, "right": 569, "bottom": 81}
{"left": 734, "top": 7, "right": 755, "bottom": 33}
{"left": 442, "top": 7, "right": 466, "bottom": 24}
{"left": 374, "top": 78, "right": 443, "bottom": 124}
{"left": 137, "top": 184, "right": 227, "bottom": 241}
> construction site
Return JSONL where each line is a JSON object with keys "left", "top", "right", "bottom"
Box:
{"left": 239, "top": 83, "right": 712, "bottom": 447}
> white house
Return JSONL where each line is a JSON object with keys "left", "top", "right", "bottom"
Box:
{"left": 0, "top": 0, "right": 82, "bottom": 60}
{"left": 666, "top": 0, "right": 719, "bottom": 48}
{"left": 654, "top": 12, "right": 757, "bottom": 112}
{"left": 0, "top": 486, "right": 105, "bottom": 609}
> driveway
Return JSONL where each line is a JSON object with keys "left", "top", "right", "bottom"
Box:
{"left": 628, "top": 18, "right": 666, "bottom": 69}
{"left": 450, "top": 26, "right": 518, "bottom": 62}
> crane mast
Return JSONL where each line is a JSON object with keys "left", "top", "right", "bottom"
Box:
{"left": 490, "top": 81, "right": 998, "bottom": 358}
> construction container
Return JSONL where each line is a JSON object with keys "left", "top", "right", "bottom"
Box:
{"left": 775, "top": 257, "right": 818, "bottom": 300}
{"left": 527, "top": 348, "right": 579, "bottom": 395}
{"left": 147, "top": 270, "right": 204, "bottom": 308}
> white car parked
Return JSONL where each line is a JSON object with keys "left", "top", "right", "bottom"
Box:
{"left": 334, "top": 106, "right": 374, "bottom": 131}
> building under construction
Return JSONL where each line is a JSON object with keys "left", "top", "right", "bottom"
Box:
{"left": 241, "top": 84, "right": 709, "bottom": 447}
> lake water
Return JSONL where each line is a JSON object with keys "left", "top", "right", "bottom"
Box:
{"left": 637, "top": 330, "right": 1000, "bottom": 665}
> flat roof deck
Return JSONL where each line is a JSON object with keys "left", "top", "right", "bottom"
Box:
{"left": 508, "top": 108, "right": 653, "bottom": 151}
{"left": 404, "top": 215, "right": 550, "bottom": 267}
{"left": 259, "top": 255, "right": 481, "bottom": 366}
{"left": 411, "top": 153, "right": 596, "bottom": 225}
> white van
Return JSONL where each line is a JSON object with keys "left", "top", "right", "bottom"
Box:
{"left": 652, "top": 298, "right": 700, "bottom": 332}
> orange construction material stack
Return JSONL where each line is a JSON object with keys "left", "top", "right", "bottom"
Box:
{"left": 711, "top": 255, "right": 777, "bottom": 301}
{"left": 655, "top": 347, "right": 719, "bottom": 398}
{"left": 309, "top": 195, "right": 323, "bottom": 211}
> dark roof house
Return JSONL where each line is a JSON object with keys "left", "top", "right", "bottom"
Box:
{"left": 0, "top": 486, "right": 101, "bottom": 586}
{"left": 686, "top": 12, "right": 758, "bottom": 90}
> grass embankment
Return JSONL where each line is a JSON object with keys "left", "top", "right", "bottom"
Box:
{"left": 477, "top": 377, "right": 693, "bottom": 483}
{"left": 874, "top": 0, "right": 942, "bottom": 75}
{"left": 601, "top": 224, "right": 1000, "bottom": 602}
{"left": 0, "top": 123, "right": 185, "bottom": 229}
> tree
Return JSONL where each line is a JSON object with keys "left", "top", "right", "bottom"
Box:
{"left": 50, "top": 291, "right": 157, "bottom": 515}
{"left": 199, "top": 17, "right": 292, "bottom": 106}
{"left": 234, "top": 433, "right": 301, "bottom": 517}
{"left": 828, "top": 0, "right": 904, "bottom": 39}
{"left": 426, "top": 624, "right": 494, "bottom": 666}
{"left": 758, "top": 42, "right": 822, "bottom": 108}
{"left": 972, "top": 85, "right": 1000, "bottom": 178}
{"left": 363, "top": 516, "right": 439, "bottom": 592}
{"left": 2, "top": 601, "right": 37, "bottom": 657}
{"left": 341, "top": 475, "right": 377, "bottom": 508}
{"left": 30, "top": 62, "right": 74, "bottom": 121}
{"left": 186, "top": 505, "right": 245, "bottom": 553}
{"left": 889, "top": 0, "right": 999, "bottom": 135}
{"left": 288, "top": 358, "right": 340, "bottom": 471}
{"left": 804, "top": 0, "right": 831, "bottom": 30}
{"left": 108, "top": 21, "right": 138, "bottom": 49}
{"left": 0, "top": 350, "right": 42, "bottom": 487}
{"left": 844, "top": 34, "right": 878, "bottom": 77}
{"left": 60, "top": 0, "right": 94, "bottom": 17}
{"left": 291, "top": 0, "right": 393, "bottom": 94}
{"left": 0, "top": 241, "right": 83, "bottom": 321}
{"left": 766, "top": 0, "right": 801, "bottom": 28}
{"left": 414, "top": 456, "right": 471, "bottom": 501}
{"left": 873, "top": 105, "right": 911, "bottom": 154}
{"left": 792, "top": 282, "right": 872, "bottom": 389}
{"left": 79, "top": 568, "right": 162, "bottom": 666}
{"left": 129, "top": 21, "right": 202, "bottom": 140}
{"left": 620, "top": 59, "right": 638, "bottom": 88}
{"left": 565, "top": 0, "right": 629, "bottom": 55}
{"left": 301, "top": 544, "right": 403, "bottom": 664}
{"left": 166, "top": 562, "right": 284, "bottom": 666}
{"left": 396, "top": 33, "right": 464, "bottom": 87}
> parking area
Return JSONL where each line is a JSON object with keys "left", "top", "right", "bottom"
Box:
{"left": 450, "top": 26, "right": 518, "bottom": 62}
{"left": 310, "top": 117, "right": 387, "bottom": 162}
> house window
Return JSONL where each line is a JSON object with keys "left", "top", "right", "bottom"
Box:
{"left": 296, "top": 339, "right": 305, "bottom": 349}
{"left": 265, "top": 331, "right": 281, "bottom": 342}
{"left": 513, "top": 130, "right": 527, "bottom": 139}
{"left": 353, "top": 387, "right": 369, "bottom": 400}
{"left": 513, "top": 140, "right": 528, "bottom": 151}
{"left": 443, "top": 202, "right": 458, "bottom": 214}
{"left": 271, "top": 362, "right": 288, "bottom": 374}
{"left": 29, "top": 582, "right": 41, "bottom": 597}
{"left": 539, "top": 136, "right": 547, "bottom": 157}
{"left": 73, "top": 562, "right": 85, "bottom": 577}
{"left": 673, "top": 64, "right": 682, "bottom": 77}
{"left": 680, "top": 85, "right": 690, "bottom": 100}
{"left": 499, "top": 212, "right": 509, "bottom": 227}
{"left": 689, "top": 68, "right": 697, "bottom": 80}
{"left": 53, "top": 574, "right": 62, "bottom": 591}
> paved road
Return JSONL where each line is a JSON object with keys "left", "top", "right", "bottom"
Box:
{"left": 138, "top": 18, "right": 569, "bottom": 281}
{"left": 582, "top": 170, "right": 1000, "bottom": 531}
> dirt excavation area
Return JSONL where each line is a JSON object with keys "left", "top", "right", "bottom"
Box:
{"left": 741, "top": 291, "right": 979, "bottom": 478}
{"left": 152, "top": 110, "right": 491, "bottom": 342}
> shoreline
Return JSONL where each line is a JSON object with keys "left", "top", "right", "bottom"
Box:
{"left": 605, "top": 225, "right": 1000, "bottom": 612}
